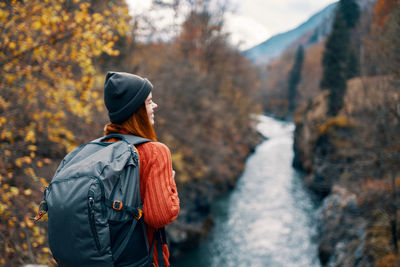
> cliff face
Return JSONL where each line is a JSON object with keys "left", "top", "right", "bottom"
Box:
{"left": 293, "top": 76, "right": 400, "bottom": 265}
{"left": 317, "top": 185, "right": 370, "bottom": 266}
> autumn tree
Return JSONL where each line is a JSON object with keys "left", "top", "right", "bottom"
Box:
{"left": 161, "top": 8, "right": 261, "bottom": 187}
{"left": 373, "top": 0, "right": 400, "bottom": 27}
{"left": 0, "top": 0, "right": 130, "bottom": 265}
{"left": 128, "top": 5, "right": 262, "bottom": 254}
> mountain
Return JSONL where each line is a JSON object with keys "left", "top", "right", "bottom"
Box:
{"left": 243, "top": 2, "right": 338, "bottom": 66}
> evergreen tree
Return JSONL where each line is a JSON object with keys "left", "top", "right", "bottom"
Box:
{"left": 346, "top": 48, "right": 360, "bottom": 79}
{"left": 340, "top": 0, "right": 360, "bottom": 28}
{"left": 320, "top": 0, "right": 360, "bottom": 116}
{"left": 288, "top": 45, "right": 304, "bottom": 114}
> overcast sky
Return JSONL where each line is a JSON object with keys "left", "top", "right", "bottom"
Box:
{"left": 127, "top": 0, "right": 338, "bottom": 50}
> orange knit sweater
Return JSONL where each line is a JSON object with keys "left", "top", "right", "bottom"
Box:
{"left": 136, "top": 141, "right": 180, "bottom": 267}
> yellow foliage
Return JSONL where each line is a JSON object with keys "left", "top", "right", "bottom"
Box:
{"left": 32, "top": 226, "right": 41, "bottom": 237}
{"left": 28, "top": 145, "right": 37, "bottom": 151}
{"left": 0, "top": 203, "right": 7, "bottom": 215}
{"left": 10, "top": 186, "right": 19, "bottom": 195}
{"left": 8, "top": 219, "right": 15, "bottom": 227}
{"left": 15, "top": 158, "right": 24, "bottom": 167}
{"left": 318, "top": 115, "right": 355, "bottom": 134}
{"left": 23, "top": 168, "right": 37, "bottom": 180}
{"left": 24, "top": 188, "right": 32, "bottom": 196}
{"left": 0, "top": 8, "right": 7, "bottom": 22}
{"left": 42, "top": 247, "right": 51, "bottom": 254}
{"left": 8, "top": 42, "right": 16, "bottom": 50}
{"left": 32, "top": 20, "right": 42, "bottom": 30}
{"left": 0, "top": 0, "right": 131, "bottom": 264}
{"left": 24, "top": 129, "right": 36, "bottom": 143}
{"left": 25, "top": 215, "right": 34, "bottom": 228}
{"left": 23, "top": 156, "right": 32, "bottom": 164}
{"left": 0, "top": 96, "right": 10, "bottom": 109}
{"left": 171, "top": 152, "right": 187, "bottom": 182}
{"left": 40, "top": 177, "right": 48, "bottom": 187}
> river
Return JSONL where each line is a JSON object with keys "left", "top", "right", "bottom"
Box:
{"left": 175, "top": 115, "right": 321, "bottom": 267}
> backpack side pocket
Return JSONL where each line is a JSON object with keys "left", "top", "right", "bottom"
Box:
{"left": 47, "top": 176, "right": 113, "bottom": 267}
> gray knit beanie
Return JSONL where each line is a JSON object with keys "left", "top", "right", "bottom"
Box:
{"left": 104, "top": 72, "right": 153, "bottom": 124}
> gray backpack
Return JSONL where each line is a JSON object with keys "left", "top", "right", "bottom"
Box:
{"left": 38, "top": 134, "right": 166, "bottom": 267}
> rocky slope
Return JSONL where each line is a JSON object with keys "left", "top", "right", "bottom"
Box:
{"left": 293, "top": 76, "right": 400, "bottom": 266}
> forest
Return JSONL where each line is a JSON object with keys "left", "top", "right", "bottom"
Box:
{"left": 0, "top": 0, "right": 261, "bottom": 265}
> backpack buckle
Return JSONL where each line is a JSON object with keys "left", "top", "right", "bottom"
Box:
{"left": 112, "top": 200, "right": 123, "bottom": 211}
{"left": 33, "top": 200, "right": 48, "bottom": 222}
{"left": 135, "top": 208, "right": 143, "bottom": 220}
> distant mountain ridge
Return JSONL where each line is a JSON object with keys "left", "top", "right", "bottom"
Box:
{"left": 243, "top": 2, "right": 338, "bottom": 66}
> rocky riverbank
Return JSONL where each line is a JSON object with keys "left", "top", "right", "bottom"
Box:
{"left": 316, "top": 185, "right": 370, "bottom": 266}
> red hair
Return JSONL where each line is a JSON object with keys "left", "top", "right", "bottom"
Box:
{"left": 104, "top": 103, "right": 157, "bottom": 141}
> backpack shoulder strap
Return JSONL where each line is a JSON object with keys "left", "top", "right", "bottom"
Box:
{"left": 121, "top": 134, "right": 152, "bottom": 146}
{"left": 92, "top": 134, "right": 151, "bottom": 146}
{"left": 149, "top": 228, "right": 167, "bottom": 267}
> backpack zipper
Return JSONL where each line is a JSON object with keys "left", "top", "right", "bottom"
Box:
{"left": 93, "top": 176, "right": 107, "bottom": 217}
{"left": 88, "top": 190, "right": 101, "bottom": 251}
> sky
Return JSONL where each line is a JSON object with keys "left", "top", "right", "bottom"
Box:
{"left": 127, "top": 0, "right": 338, "bottom": 50}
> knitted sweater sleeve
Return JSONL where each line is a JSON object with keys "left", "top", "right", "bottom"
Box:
{"left": 139, "top": 142, "right": 180, "bottom": 229}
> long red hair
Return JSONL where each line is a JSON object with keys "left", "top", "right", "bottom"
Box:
{"left": 104, "top": 103, "right": 157, "bottom": 141}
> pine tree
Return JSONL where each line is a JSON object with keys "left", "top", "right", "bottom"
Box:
{"left": 346, "top": 48, "right": 360, "bottom": 79}
{"left": 288, "top": 45, "right": 304, "bottom": 114}
{"left": 320, "top": 0, "right": 360, "bottom": 116}
{"left": 340, "top": 0, "right": 360, "bottom": 28}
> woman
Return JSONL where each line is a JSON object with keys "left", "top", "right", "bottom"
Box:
{"left": 103, "top": 71, "right": 180, "bottom": 267}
